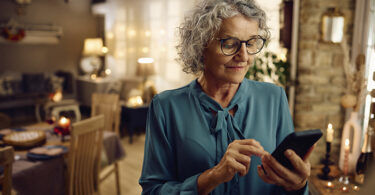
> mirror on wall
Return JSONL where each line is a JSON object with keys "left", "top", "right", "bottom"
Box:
{"left": 321, "top": 8, "right": 345, "bottom": 43}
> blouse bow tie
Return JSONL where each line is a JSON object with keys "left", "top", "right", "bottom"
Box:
{"left": 203, "top": 104, "right": 244, "bottom": 194}
{"left": 202, "top": 104, "right": 245, "bottom": 163}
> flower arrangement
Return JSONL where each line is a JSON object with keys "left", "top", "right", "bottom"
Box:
{"left": 246, "top": 50, "right": 290, "bottom": 88}
{"left": 340, "top": 37, "right": 367, "bottom": 111}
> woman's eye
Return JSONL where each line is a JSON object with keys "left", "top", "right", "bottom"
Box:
{"left": 246, "top": 43, "right": 254, "bottom": 47}
{"left": 223, "top": 44, "right": 236, "bottom": 49}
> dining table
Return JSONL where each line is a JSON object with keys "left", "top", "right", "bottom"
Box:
{"left": 0, "top": 122, "right": 126, "bottom": 195}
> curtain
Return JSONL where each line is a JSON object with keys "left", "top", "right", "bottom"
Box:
{"left": 92, "top": 0, "right": 197, "bottom": 91}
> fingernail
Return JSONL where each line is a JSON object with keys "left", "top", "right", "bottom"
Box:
{"left": 285, "top": 149, "right": 292, "bottom": 156}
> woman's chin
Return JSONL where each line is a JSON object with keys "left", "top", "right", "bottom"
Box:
{"left": 222, "top": 75, "right": 246, "bottom": 84}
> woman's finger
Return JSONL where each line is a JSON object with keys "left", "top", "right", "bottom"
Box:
{"left": 257, "top": 165, "right": 275, "bottom": 185}
{"left": 236, "top": 139, "right": 263, "bottom": 148}
{"left": 262, "top": 154, "right": 301, "bottom": 185}
{"left": 226, "top": 156, "right": 248, "bottom": 176}
{"left": 261, "top": 156, "right": 289, "bottom": 186}
{"left": 228, "top": 150, "right": 251, "bottom": 169}
{"left": 237, "top": 144, "right": 267, "bottom": 156}
{"left": 284, "top": 150, "right": 310, "bottom": 178}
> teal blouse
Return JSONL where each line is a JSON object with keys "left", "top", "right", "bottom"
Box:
{"left": 139, "top": 79, "right": 308, "bottom": 195}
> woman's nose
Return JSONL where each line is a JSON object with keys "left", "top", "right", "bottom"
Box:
{"left": 235, "top": 43, "right": 249, "bottom": 61}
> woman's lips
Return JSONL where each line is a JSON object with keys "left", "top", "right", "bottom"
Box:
{"left": 225, "top": 65, "right": 245, "bottom": 70}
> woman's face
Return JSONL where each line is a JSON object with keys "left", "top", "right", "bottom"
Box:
{"left": 203, "top": 14, "right": 259, "bottom": 85}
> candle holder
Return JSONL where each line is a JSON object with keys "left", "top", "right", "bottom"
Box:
{"left": 337, "top": 175, "right": 351, "bottom": 193}
{"left": 319, "top": 142, "right": 334, "bottom": 180}
{"left": 53, "top": 126, "right": 70, "bottom": 142}
{"left": 336, "top": 139, "right": 352, "bottom": 193}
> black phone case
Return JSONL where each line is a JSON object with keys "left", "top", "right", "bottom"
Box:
{"left": 271, "top": 129, "right": 323, "bottom": 170}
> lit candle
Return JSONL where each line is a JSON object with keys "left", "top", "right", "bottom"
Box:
{"left": 326, "top": 123, "right": 334, "bottom": 143}
{"left": 353, "top": 185, "right": 360, "bottom": 191}
{"left": 341, "top": 186, "right": 349, "bottom": 192}
{"left": 58, "top": 117, "right": 70, "bottom": 129}
{"left": 344, "top": 139, "right": 350, "bottom": 175}
{"left": 326, "top": 181, "right": 334, "bottom": 188}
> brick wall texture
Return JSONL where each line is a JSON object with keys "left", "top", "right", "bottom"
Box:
{"left": 295, "top": 0, "right": 355, "bottom": 165}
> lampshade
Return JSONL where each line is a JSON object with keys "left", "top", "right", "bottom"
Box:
{"left": 136, "top": 58, "right": 156, "bottom": 77}
{"left": 82, "top": 38, "right": 104, "bottom": 56}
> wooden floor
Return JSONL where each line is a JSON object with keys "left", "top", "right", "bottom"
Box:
{"left": 100, "top": 134, "right": 145, "bottom": 195}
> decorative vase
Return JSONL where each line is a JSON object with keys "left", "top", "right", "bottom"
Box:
{"left": 339, "top": 111, "right": 362, "bottom": 173}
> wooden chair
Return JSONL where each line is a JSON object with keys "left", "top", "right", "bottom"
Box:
{"left": 67, "top": 115, "right": 104, "bottom": 195}
{"left": 0, "top": 146, "right": 14, "bottom": 195}
{"left": 91, "top": 93, "right": 120, "bottom": 135}
{"left": 91, "top": 93, "right": 121, "bottom": 195}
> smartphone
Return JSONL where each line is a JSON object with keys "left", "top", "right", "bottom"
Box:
{"left": 267, "top": 129, "right": 323, "bottom": 170}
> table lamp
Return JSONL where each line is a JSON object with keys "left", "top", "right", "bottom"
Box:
{"left": 80, "top": 38, "right": 107, "bottom": 78}
{"left": 136, "top": 58, "right": 156, "bottom": 104}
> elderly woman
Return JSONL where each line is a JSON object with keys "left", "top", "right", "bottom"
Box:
{"left": 139, "top": 0, "right": 312, "bottom": 194}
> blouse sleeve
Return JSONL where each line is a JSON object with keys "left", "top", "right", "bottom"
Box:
{"left": 139, "top": 96, "right": 200, "bottom": 195}
{"left": 275, "top": 87, "right": 309, "bottom": 195}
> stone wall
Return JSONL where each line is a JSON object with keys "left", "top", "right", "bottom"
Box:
{"left": 294, "top": 0, "right": 355, "bottom": 165}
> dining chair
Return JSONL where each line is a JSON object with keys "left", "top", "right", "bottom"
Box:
{"left": 91, "top": 93, "right": 121, "bottom": 195}
{"left": 0, "top": 146, "right": 14, "bottom": 195}
{"left": 91, "top": 93, "right": 120, "bottom": 135}
{"left": 67, "top": 115, "right": 104, "bottom": 195}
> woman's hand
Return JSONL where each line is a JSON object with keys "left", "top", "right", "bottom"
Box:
{"left": 257, "top": 145, "right": 315, "bottom": 192}
{"left": 214, "top": 139, "right": 266, "bottom": 182}
{"left": 198, "top": 139, "right": 266, "bottom": 195}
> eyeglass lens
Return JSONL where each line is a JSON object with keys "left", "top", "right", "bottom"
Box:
{"left": 221, "top": 37, "right": 264, "bottom": 55}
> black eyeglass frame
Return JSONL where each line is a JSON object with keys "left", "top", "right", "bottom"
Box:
{"left": 216, "top": 35, "right": 266, "bottom": 56}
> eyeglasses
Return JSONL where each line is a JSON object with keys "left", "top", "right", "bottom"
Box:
{"left": 216, "top": 35, "right": 266, "bottom": 56}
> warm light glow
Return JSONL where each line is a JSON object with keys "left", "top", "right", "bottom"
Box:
{"left": 137, "top": 58, "right": 156, "bottom": 77}
{"left": 102, "top": 46, "right": 108, "bottom": 54}
{"left": 83, "top": 38, "right": 104, "bottom": 56}
{"left": 138, "top": 58, "right": 154, "bottom": 64}
{"left": 90, "top": 74, "right": 97, "bottom": 80}
{"left": 145, "top": 30, "right": 151, "bottom": 37}
{"left": 345, "top": 139, "right": 350, "bottom": 148}
{"left": 326, "top": 181, "right": 333, "bottom": 188}
{"left": 15, "top": 0, "right": 31, "bottom": 4}
{"left": 160, "top": 29, "right": 165, "bottom": 35}
{"left": 341, "top": 186, "right": 348, "bottom": 192}
{"left": 353, "top": 185, "right": 360, "bottom": 191}
{"left": 128, "top": 96, "right": 143, "bottom": 107}
{"left": 119, "top": 25, "right": 126, "bottom": 32}
{"left": 107, "top": 32, "right": 114, "bottom": 39}
{"left": 326, "top": 123, "right": 334, "bottom": 143}
{"left": 128, "top": 29, "right": 136, "bottom": 37}
{"left": 116, "top": 51, "right": 125, "bottom": 58}
{"left": 52, "top": 90, "right": 63, "bottom": 102}
{"left": 142, "top": 47, "right": 149, "bottom": 53}
{"left": 105, "top": 69, "right": 111, "bottom": 75}
{"left": 58, "top": 117, "right": 70, "bottom": 128}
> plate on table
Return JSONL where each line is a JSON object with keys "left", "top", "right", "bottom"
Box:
{"left": 0, "top": 128, "right": 25, "bottom": 138}
{"left": 0, "top": 129, "right": 13, "bottom": 140}
{"left": 27, "top": 145, "right": 68, "bottom": 161}
{"left": 3, "top": 130, "right": 46, "bottom": 149}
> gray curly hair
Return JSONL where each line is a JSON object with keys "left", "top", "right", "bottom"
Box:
{"left": 176, "top": 0, "right": 270, "bottom": 75}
